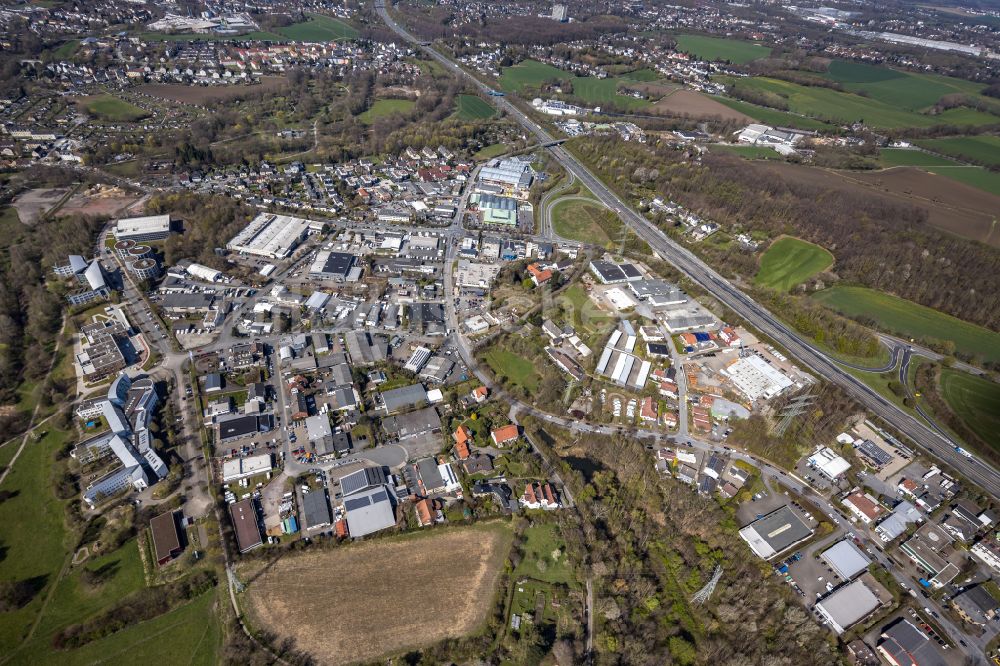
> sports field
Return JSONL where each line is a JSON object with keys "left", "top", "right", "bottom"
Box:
{"left": 720, "top": 76, "right": 1000, "bottom": 129}
{"left": 812, "top": 286, "right": 1000, "bottom": 363}
{"left": 454, "top": 94, "right": 495, "bottom": 120}
{"left": 916, "top": 136, "right": 1000, "bottom": 168}
{"left": 276, "top": 13, "right": 358, "bottom": 41}
{"left": 674, "top": 34, "right": 771, "bottom": 64}
{"left": 939, "top": 369, "right": 1000, "bottom": 450}
{"left": 499, "top": 59, "right": 649, "bottom": 109}
{"left": 241, "top": 524, "right": 512, "bottom": 665}
{"left": 484, "top": 348, "right": 540, "bottom": 391}
{"left": 754, "top": 237, "right": 833, "bottom": 291}
{"left": 78, "top": 95, "right": 148, "bottom": 122}
{"left": 551, "top": 197, "right": 619, "bottom": 245}
{"left": 710, "top": 96, "right": 832, "bottom": 130}
{"left": 358, "top": 98, "right": 415, "bottom": 123}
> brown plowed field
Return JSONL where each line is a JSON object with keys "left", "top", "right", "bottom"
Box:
{"left": 138, "top": 76, "right": 288, "bottom": 104}
{"left": 744, "top": 162, "right": 1000, "bottom": 248}
{"left": 240, "top": 523, "right": 512, "bottom": 665}
{"left": 649, "top": 88, "right": 752, "bottom": 122}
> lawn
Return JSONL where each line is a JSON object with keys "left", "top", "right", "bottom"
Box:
{"left": 474, "top": 143, "right": 508, "bottom": 160}
{"left": 483, "top": 348, "right": 540, "bottom": 392}
{"left": 754, "top": 237, "right": 834, "bottom": 291}
{"left": 454, "top": 94, "right": 496, "bottom": 120}
{"left": 551, "top": 197, "right": 619, "bottom": 246}
{"left": 710, "top": 96, "right": 833, "bottom": 131}
{"left": 0, "top": 427, "right": 72, "bottom": 655}
{"left": 823, "top": 60, "right": 986, "bottom": 111}
{"left": 513, "top": 523, "right": 577, "bottom": 586}
{"left": 712, "top": 144, "right": 781, "bottom": 159}
{"left": 878, "top": 148, "right": 958, "bottom": 168}
{"left": 917, "top": 135, "right": 1000, "bottom": 167}
{"left": 7, "top": 590, "right": 222, "bottom": 666}
{"left": 78, "top": 95, "right": 148, "bottom": 122}
{"left": 720, "top": 76, "right": 1000, "bottom": 129}
{"left": 276, "top": 13, "right": 358, "bottom": 41}
{"left": 499, "top": 59, "right": 649, "bottom": 109}
{"left": 812, "top": 286, "right": 1000, "bottom": 363}
{"left": 939, "top": 369, "right": 1000, "bottom": 451}
{"left": 358, "top": 98, "right": 415, "bottom": 123}
{"left": 674, "top": 34, "right": 771, "bottom": 64}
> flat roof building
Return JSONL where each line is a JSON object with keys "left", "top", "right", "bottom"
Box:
{"left": 738, "top": 505, "right": 813, "bottom": 559}
{"left": 821, "top": 539, "right": 871, "bottom": 580}
{"left": 344, "top": 485, "right": 396, "bottom": 538}
{"left": 723, "top": 355, "right": 794, "bottom": 402}
{"left": 815, "top": 577, "right": 884, "bottom": 634}
{"left": 379, "top": 383, "right": 428, "bottom": 414}
{"left": 227, "top": 212, "right": 311, "bottom": 259}
{"left": 808, "top": 446, "right": 851, "bottom": 480}
{"left": 229, "top": 498, "right": 263, "bottom": 553}
{"left": 301, "top": 490, "right": 332, "bottom": 530}
{"left": 382, "top": 406, "right": 440, "bottom": 441}
{"left": 114, "top": 214, "right": 172, "bottom": 242}
{"left": 310, "top": 251, "right": 356, "bottom": 281}
{"left": 149, "top": 511, "right": 183, "bottom": 566}
{"left": 340, "top": 466, "right": 387, "bottom": 496}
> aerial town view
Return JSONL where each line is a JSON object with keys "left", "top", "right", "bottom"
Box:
{"left": 0, "top": 0, "right": 999, "bottom": 664}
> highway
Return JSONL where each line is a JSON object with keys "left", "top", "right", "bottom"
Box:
{"left": 375, "top": 0, "right": 1000, "bottom": 499}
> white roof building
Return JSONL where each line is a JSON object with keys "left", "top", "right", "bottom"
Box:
{"left": 227, "top": 213, "right": 311, "bottom": 259}
{"left": 807, "top": 446, "right": 851, "bottom": 480}
{"left": 723, "top": 355, "right": 794, "bottom": 402}
{"left": 222, "top": 453, "right": 272, "bottom": 482}
{"left": 114, "top": 214, "right": 172, "bottom": 241}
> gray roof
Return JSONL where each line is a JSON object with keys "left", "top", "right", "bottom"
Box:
{"left": 952, "top": 586, "right": 999, "bottom": 623}
{"left": 340, "top": 466, "right": 387, "bottom": 496}
{"left": 416, "top": 457, "right": 445, "bottom": 493}
{"left": 878, "top": 619, "right": 946, "bottom": 666}
{"left": 344, "top": 485, "right": 396, "bottom": 537}
{"left": 381, "top": 406, "right": 440, "bottom": 440}
{"left": 301, "top": 490, "right": 332, "bottom": 528}
{"left": 305, "top": 414, "right": 332, "bottom": 441}
{"left": 815, "top": 579, "right": 881, "bottom": 634}
{"left": 739, "top": 505, "right": 812, "bottom": 559}
{"left": 380, "top": 383, "right": 427, "bottom": 414}
{"left": 821, "top": 540, "right": 871, "bottom": 580}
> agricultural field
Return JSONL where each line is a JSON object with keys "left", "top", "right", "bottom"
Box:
{"left": 674, "top": 34, "right": 771, "bottom": 64}
{"left": 240, "top": 524, "right": 513, "bottom": 665}
{"left": 939, "top": 369, "right": 1000, "bottom": 450}
{"left": 878, "top": 148, "right": 958, "bottom": 168}
{"left": 483, "top": 348, "right": 540, "bottom": 392}
{"left": 823, "top": 60, "right": 987, "bottom": 110}
{"left": 275, "top": 13, "right": 358, "bottom": 42}
{"left": 917, "top": 135, "right": 1000, "bottom": 167}
{"left": 712, "top": 144, "right": 781, "bottom": 159}
{"left": 454, "top": 94, "right": 496, "bottom": 120}
{"left": 499, "top": 59, "right": 649, "bottom": 109}
{"left": 710, "top": 96, "right": 833, "bottom": 130}
{"left": 138, "top": 76, "right": 288, "bottom": 105}
{"left": 922, "top": 165, "right": 1000, "bottom": 197}
{"left": 551, "top": 197, "right": 619, "bottom": 245}
{"left": 754, "top": 237, "right": 834, "bottom": 291}
{"left": 77, "top": 95, "right": 148, "bottom": 122}
{"left": 812, "top": 286, "right": 1000, "bottom": 363}
{"left": 720, "top": 75, "right": 1000, "bottom": 129}
{"left": 358, "top": 98, "right": 416, "bottom": 123}
{"left": 648, "top": 88, "right": 752, "bottom": 122}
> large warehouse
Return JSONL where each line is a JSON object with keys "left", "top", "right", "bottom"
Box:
{"left": 821, "top": 539, "right": 871, "bottom": 580}
{"left": 114, "top": 214, "right": 173, "bottom": 242}
{"left": 310, "top": 250, "right": 357, "bottom": 281}
{"left": 738, "top": 505, "right": 813, "bottom": 559}
{"left": 814, "top": 577, "right": 886, "bottom": 634}
{"left": 723, "top": 354, "right": 794, "bottom": 402}
{"left": 227, "top": 213, "right": 311, "bottom": 259}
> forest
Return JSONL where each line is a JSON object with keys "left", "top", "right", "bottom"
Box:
{"left": 568, "top": 136, "right": 1000, "bottom": 333}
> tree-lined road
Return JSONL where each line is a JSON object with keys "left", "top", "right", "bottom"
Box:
{"left": 374, "top": 0, "right": 1000, "bottom": 498}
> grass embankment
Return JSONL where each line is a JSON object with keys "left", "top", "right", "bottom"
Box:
{"left": 812, "top": 286, "right": 1000, "bottom": 364}
{"left": 939, "top": 369, "right": 1000, "bottom": 451}
{"left": 551, "top": 198, "right": 620, "bottom": 246}
{"left": 754, "top": 237, "right": 834, "bottom": 292}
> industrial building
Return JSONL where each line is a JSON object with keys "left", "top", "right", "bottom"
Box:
{"left": 595, "top": 320, "right": 652, "bottom": 390}
{"left": 186, "top": 263, "right": 222, "bottom": 282}
{"left": 310, "top": 251, "right": 359, "bottom": 281}
{"left": 226, "top": 212, "right": 311, "bottom": 259}
{"left": 807, "top": 446, "right": 851, "bottom": 480}
{"left": 814, "top": 576, "right": 886, "bottom": 634}
{"left": 876, "top": 618, "right": 946, "bottom": 666}
{"left": 229, "top": 498, "right": 263, "bottom": 553}
{"left": 821, "top": 539, "right": 871, "bottom": 580}
{"left": 344, "top": 485, "right": 396, "bottom": 538}
{"left": 381, "top": 406, "right": 441, "bottom": 441}
{"left": 477, "top": 157, "right": 534, "bottom": 193}
{"left": 723, "top": 355, "right": 794, "bottom": 402}
{"left": 738, "top": 505, "right": 813, "bottom": 559}
{"left": 113, "top": 214, "right": 173, "bottom": 242}
{"left": 221, "top": 453, "right": 272, "bottom": 482}
{"left": 301, "top": 490, "right": 332, "bottom": 530}
{"left": 379, "top": 383, "right": 429, "bottom": 414}
{"left": 149, "top": 511, "right": 183, "bottom": 566}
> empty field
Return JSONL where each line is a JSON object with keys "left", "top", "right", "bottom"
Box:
{"left": 674, "top": 34, "right": 771, "bottom": 64}
{"left": 474, "top": 143, "right": 508, "bottom": 160}
{"left": 712, "top": 144, "right": 780, "bottom": 159}
{"left": 454, "top": 94, "right": 495, "bottom": 120}
{"left": 812, "top": 286, "right": 1000, "bottom": 363}
{"left": 77, "top": 95, "right": 148, "bottom": 122}
{"left": 650, "top": 88, "right": 752, "bottom": 122}
{"left": 241, "top": 524, "right": 512, "bottom": 665}
{"left": 551, "top": 197, "right": 618, "bottom": 245}
{"left": 484, "top": 348, "right": 540, "bottom": 391}
{"left": 755, "top": 237, "right": 834, "bottom": 291}
{"left": 514, "top": 523, "right": 577, "bottom": 586}
{"left": 917, "top": 136, "right": 1000, "bottom": 167}
{"left": 939, "top": 370, "right": 1000, "bottom": 451}
{"left": 878, "top": 148, "right": 958, "bottom": 168}
{"left": 276, "top": 13, "right": 358, "bottom": 41}
{"left": 359, "top": 98, "right": 415, "bottom": 123}
{"left": 138, "top": 76, "right": 288, "bottom": 104}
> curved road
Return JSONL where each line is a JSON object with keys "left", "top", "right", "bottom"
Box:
{"left": 375, "top": 0, "right": 1000, "bottom": 499}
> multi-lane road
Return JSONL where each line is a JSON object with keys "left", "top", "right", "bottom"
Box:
{"left": 374, "top": 0, "right": 1000, "bottom": 499}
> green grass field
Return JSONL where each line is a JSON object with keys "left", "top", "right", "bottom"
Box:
{"left": 78, "top": 95, "right": 148, "bottom": 122}
{"left": 474, "top": 143, "right": 508, "bottom": 160}
{"left": 454, "top": 94, "right": 495, "bottom": 120}
{"left": 812, "top": 286, "right": 1000, "bottom": 363}
{"left": 674, "top": 34, "right": 771, "bottom": 64}
{"left": 483, "top": 348, "right": 540, "bottom": 392}
{"left": 710, "top": 96, "right": 833, "bottom": 130}
{"left": 923, "top": 165, "right": 1000, "bottom": 196}
{"left": 135, "top": 31, "right": 282, "bottom": 42}
{"left": 499, "top": 59, "right": 649, "bottom": 109}
{"left": 754, "top": 237, "right": 834, "bottom": 291}
{"left": 551, "top": 198, "right": 619, "bottom": 246}
{"left": 712, "top": 144, "right": 781, "bottom": 159}
{"left": 513, "top": 523, "right": 577, "bottom": 585}
{"left": 878, "top": 148, "right": 958, "bottom": 167}
{"left": 0, "top": 428, "right": 72, "bottom": 654}
{"left": 721, "top": 75, "right": 1000, "bottom": 129}
{"left": 276, "top": 13, "right": 358, "bottom": 41}
{"left": 358, "top": 98, "right": 415, "bottom": 123}
{"left": 621, "top": 68, "right": 660, "bottom": 82}
{"left": 916, "top": 136, "right": 1000, "bottom": 168}
{"left": 939, "top": 369, "right": 1000, "bottom": 450}
{"left": 823, "top": 60, "right": 986, "bottom": 110}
